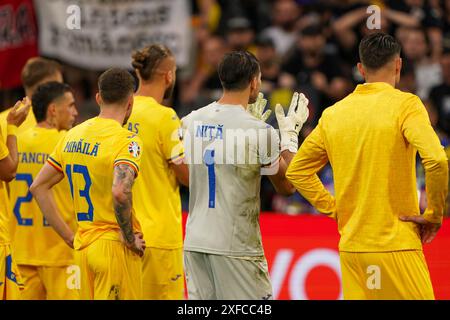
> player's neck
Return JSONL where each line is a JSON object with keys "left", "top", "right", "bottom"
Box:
{"left": 98, "top": 109, "right": 125, "bottom": 126}
{"left": 365, "top": 72, "right": 396, "bottom": 87}
{"left": 217, "top": 92, "right": 249, "bottom": 110}
{"left": 135, "top": 83, "right": 164, "bottom": 104}
{"left": 366, "top": 77, "right": 395, "bottom": 88}
{"left": 36, "top": 120, "right": 55, "bottom": 130}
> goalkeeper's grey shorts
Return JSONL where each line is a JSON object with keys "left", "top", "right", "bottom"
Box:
{"left": 184, "top": 251, "right": 273, "bottom": 300}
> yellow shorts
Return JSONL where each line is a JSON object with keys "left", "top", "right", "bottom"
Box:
{"left": 18, "top": 265, "right": 79, "bottom": 300}
{"left": 75, "top": 239, "right": 142, "bottom": 300}
{"left": 340, "top": 250, "right": 435, "bottom": 300}
{"left": 0, "top": 244, "right": 24, "bottom": 300}
{"left": 142, "top": 247, "right": 184, "bottom": 300}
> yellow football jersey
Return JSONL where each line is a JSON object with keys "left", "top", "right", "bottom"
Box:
{"left": 48, "top": 117, "right": 143, "bottom": 250}
{"left": 9, "top": 127, "right": 76, "bottom": 266}
{"left": 287, "top": 82, "right": 448, "bottom": 252}
{"left": 0, "top": 132, "right": 10, "bottom": 244}
{"left": 0, "top": 106, "right": 37, "bottom": 143}
{"left": 125, "top": 96, "right": 184, "bottom": 249}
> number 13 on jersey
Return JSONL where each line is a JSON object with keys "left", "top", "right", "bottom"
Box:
{"left": 65, "top": 164, "right": 94, "bottom": 221}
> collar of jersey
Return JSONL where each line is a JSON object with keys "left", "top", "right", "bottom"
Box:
{"left": 213, "top": 102, "right": 246, "bottom": 111}
{"left": 33, "top": 126, "right": 58, "bottom": 133}
{"left": 93, "top": 116, "right": 122, "bottom": 127}
{"left": 354, "top": 82, "right": 394, "bottom": 94}
{"left": 134, "top": 95, "right": 158, "bottom": 106}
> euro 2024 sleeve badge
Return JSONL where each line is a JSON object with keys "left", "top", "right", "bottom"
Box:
{"left": 128, "top": 141, "right": 141, "bottom": 158}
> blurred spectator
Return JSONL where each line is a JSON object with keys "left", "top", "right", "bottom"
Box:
{"left": 225, "top": 17, "right": 256, "bottom": 52}
{"left": 192, "top": 0, "right": 221, "bottom": 32}
{"left": 255, "top": 36, "right": 281, "bottom": 94}
{"left": 332, "top": 3, "right": 417, "bottom": 71}
{"left": 215, "top": 0, "right": 272, "bottom": 34}
{"left": 179, "top": 36, "right": 228, "bottom": 115}
{"left": 261, "top": 0, "right": 302, "bottom": 57}
{"left": 397, "top": 60, "right": 418, "bottom": 93}
{"left": 429, "top": 48, "right": 450, "bottom": 136}
{"left": 388, "top": 0, "right": 443, "bottom": 59}
{"left": 400, "top": 26, "right": 442, "bottom": 99}
{"left": 443, "top": 0, "right": 450, "bottom": 50}
{"left": 281, "top": 24, "right": 352, "bottom": 120}
{"left": 387, "top": 0, "right": 440, "bottom": 27}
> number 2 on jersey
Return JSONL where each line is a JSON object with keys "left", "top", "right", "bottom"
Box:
{"left": 14, "top": 173, "right": 49, "bottom": 226}
{"left": 204, "top": 149, "right": 216, "bottom": 208}
{"left": 14, "top": 173, "right": 33, "bottom": 226}
{"left": 65, "top": 164, "right": 94, "bottom": 221}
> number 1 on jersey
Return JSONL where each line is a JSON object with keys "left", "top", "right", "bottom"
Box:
{"left": 204, "top": 149, "right": 216, "bottom": 208}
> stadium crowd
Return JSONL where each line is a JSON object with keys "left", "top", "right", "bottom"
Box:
{"left": 1, "top": 0, "right": 449, "bottom": 215}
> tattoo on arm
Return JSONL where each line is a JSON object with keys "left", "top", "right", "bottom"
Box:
{"left": 112, "top": 164, "right": 136, "bottom": 245}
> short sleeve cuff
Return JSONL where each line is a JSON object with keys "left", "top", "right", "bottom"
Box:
{"left": 47, "top": 156, "right": 63, "bottom": 172}
{"left": 114, "top": 159, "right": 140, "bottom": 176}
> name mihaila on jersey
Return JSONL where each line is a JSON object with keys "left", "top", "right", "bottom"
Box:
{"left": 63, "top": 139, "right": 100, "bottom": 157}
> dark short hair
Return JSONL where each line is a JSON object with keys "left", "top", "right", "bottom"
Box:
{"left": 98, "top": 68, "right": 135, "bottom": 104}
{"left": 31, "top": 82, "right": 72, "bottom": 122}
{"left": 255, "top": 35, "right": 275, "bottom": 48}
{"left": 21, "top": 57, "right": 61, "bottom": 91}
{"left": 359, "top": 32, "right": 401, "bottom": 70}
{"left": 131, "top": 44, "right": 173, "bottom": 81}
{"left": 300, "top": 24, "right": 323, "bottom": 37}
{"left": 218, "top": 51, "right": 260, "bottom": 91}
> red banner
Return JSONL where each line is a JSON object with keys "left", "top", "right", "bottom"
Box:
{"left": 183, "top": 214, "right": 450, "bottom": 300}
{"left": 0, "top": 0, "right": 38, "bottom": 89}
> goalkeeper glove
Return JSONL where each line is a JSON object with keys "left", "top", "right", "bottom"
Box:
{"left": 247, "top": 92, "right": 271, "bottom": 122}
{"left": 275, "top": 92, "right": 309, "bottom": 153}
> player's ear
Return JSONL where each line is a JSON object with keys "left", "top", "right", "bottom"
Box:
{"left": 166, "top": 70, "right": 173, "bottom": 86}
{"left": 128, "top": 94, "right": 134, "bottom": 109}
{"left": 135, "top": 69, "right": 142, "bottom": 81}
{"left": 47, "top": 102, "right": 57, "bottom": 118}
{"left": 395, "top": 57, "right": 402, "bottom": 84}
{"left": 357, "top": 62, "right": 365, "bottom": 79}
{"left": 396, "top": 57, "right": 402, "bottom": 74}
{"left": 250, "top": 76, "right": 257, "bottom": 91}
{"left": 95, "top": 93, "right": 102, "bottom": 106}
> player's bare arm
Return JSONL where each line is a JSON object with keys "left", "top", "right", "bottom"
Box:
{"left": 267, "top": 155, "right": 296, "bottom": 196}
{"left": 112, "top": 163, "right": 146, "bottom": 256}
{"left": 170, "top": 117, "right": 189, "bottom": 187}
{"left": 30, "top": 163, "right": 75, "bottom": 248}
{"left": 0, "top": 98, "right": 31, "bottom": 181}
{"left": 169, "top": 161, "right": 189, "bottom": 187}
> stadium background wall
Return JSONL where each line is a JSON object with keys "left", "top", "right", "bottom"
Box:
{"left": 182, "top": 214, "right": 450, "bottom": 300}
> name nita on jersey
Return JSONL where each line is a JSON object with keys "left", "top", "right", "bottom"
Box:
{"left": 182, "top": 119, "right": 280, "bottom": 174}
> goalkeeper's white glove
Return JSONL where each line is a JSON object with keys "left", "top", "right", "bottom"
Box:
{"left": 247, "top": 92, "right": 271, "bottom": 122}
{"left": 275, "top": 92, "right": 309, "bottom": 153}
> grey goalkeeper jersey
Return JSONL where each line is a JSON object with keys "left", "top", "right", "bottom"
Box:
{"left": 182, "top": 102, "right": 280, "bottom": 257}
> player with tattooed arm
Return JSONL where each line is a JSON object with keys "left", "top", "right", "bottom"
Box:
{"left": 30, "top": 68, "right": 145, "bottom": 300}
